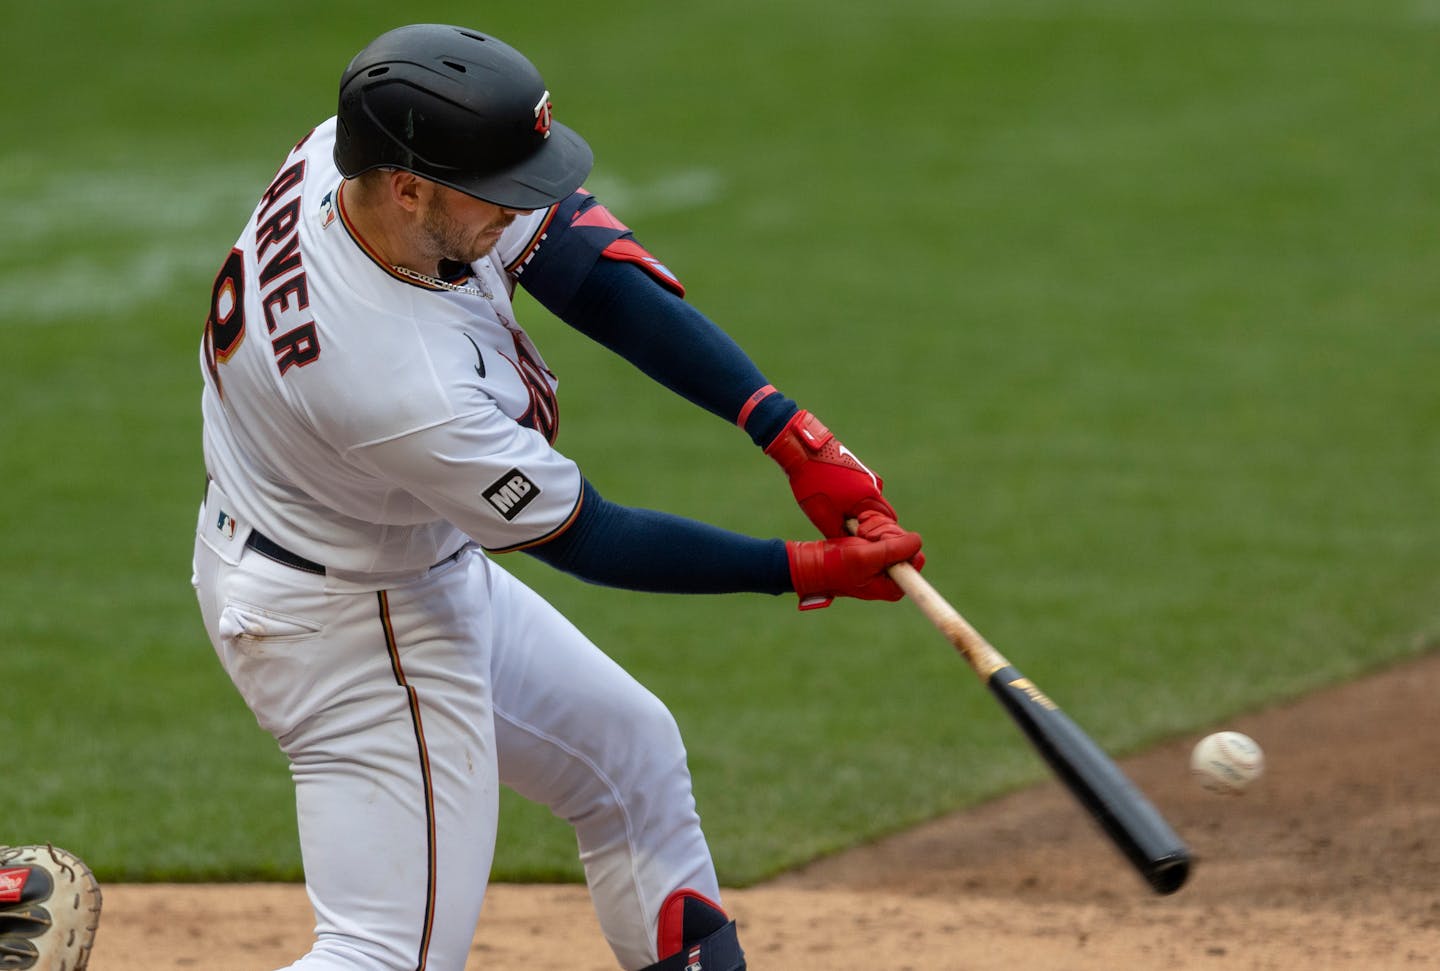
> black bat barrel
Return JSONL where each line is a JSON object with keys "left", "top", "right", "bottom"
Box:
{"left": 987, "top": 665, "right": 1192, "bottom": 895}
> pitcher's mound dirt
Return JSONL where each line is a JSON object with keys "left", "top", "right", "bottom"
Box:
{"left": 95, "top": 651, "right": 1440, "bottom": 969}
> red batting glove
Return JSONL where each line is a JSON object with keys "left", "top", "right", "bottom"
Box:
{"left": 786, "top": 511, "right": 924, "bottom": 610}
{"left": 765, "top": 410, "right": 897, "bottom": 539}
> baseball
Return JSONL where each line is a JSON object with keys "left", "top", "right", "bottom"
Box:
{"left": 1190, "top": 731, "right": 1264, "bottom": 794}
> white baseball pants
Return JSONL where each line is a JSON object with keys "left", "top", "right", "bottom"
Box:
{"left": 192, "top": 501, "right": 722, "bottom": 970}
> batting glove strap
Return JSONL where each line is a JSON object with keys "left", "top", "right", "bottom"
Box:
{"left": 764, "top": 410, "right": 897, "bottom": 538}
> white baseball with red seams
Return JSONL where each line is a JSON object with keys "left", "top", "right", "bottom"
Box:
{"left": 1191, "top": 731, "right": 1265, "bottom": 794}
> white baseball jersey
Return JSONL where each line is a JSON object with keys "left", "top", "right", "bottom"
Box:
{"left": 200, "top": 117, "right": 581, "bottom": 581}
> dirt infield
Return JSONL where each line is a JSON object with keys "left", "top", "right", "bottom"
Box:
{"left": 95, "top": 650, "right": 1440, "bottom": 969}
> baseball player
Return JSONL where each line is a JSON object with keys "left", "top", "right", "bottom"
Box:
{"left": 193, "top": 23, "right": 922, "bottom": 971}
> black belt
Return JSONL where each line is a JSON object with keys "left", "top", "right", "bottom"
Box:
{"left": 245, "top": 530, "right": 327, "bottom": 574}
{"left": 244, "top": 530, "right": 469, "bottom": 576}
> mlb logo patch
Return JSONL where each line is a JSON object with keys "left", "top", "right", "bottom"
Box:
{"left": 318, "top": 190, "right": 336, "bottom": 229}
{"left": 216, "top": 510, "right": 237, "bottom": 539}
{"left": 483, "top": 469, "right": 540, "bottom": 521}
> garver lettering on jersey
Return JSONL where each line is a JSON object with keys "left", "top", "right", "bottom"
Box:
{"left": 203, "top": 157, "right": 322, "bottom": 397}
{"left": 254, "top": 160, "right": 321, "bottom": 375}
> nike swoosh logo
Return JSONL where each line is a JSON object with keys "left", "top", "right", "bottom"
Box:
{"left": 464, "top": 334, "right": 486, "bottom": 378}
{"left": 837, "top": 444, "right": 879, "bottom": 488}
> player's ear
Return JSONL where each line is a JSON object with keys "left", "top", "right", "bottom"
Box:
{"left": 389, "top": 170, "right": 426, "bottom": 212}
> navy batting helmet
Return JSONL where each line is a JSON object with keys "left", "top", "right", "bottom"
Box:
{"left": 334, "top": 24, "right": 593, "bottom": 210}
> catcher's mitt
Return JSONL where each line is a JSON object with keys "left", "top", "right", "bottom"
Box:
{"left": 0, "top": 845, "right": 102, "bottom": 970}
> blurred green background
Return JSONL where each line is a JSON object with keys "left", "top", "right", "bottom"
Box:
{"left": 2, "top": 1, "right": 1436, "bottom": 885}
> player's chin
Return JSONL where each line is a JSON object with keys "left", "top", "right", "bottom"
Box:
{"left": 449, "top": 243, "right": 495, "bottom": 265}
{"left": 465, "top": 233, "right": 504, "bottom": 262}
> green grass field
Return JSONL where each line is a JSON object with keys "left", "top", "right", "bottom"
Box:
{"left": 3, "top": 1, "right": 1437, "bottom": 886}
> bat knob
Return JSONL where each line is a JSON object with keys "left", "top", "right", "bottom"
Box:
{"left": 1145, "top": 851, "right": 1192, "bottom": 895}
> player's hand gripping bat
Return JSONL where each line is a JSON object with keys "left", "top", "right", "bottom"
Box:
{"left": 854, "top": 521, "right": 1192, "bottom": 895}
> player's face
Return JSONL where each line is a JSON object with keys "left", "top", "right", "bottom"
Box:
{"left": 420, "top": 186, "right": 527, "bottom": 264}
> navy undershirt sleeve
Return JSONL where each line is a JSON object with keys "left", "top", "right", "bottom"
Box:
{"left": 557, "top": 258, "right": 798, "bottom": 447}
{"left": 525, "top": 479, "right": 794, "bottom": 595}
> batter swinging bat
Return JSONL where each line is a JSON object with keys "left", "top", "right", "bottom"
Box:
{"left": 875, "top": 536, "right": 1192, "bottom": 895}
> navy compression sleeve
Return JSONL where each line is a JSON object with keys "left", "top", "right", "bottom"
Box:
{"left": 525, "top": 479, "right": 793, "bottom": 595}
{"left": 559, "top": 259, "right": 798, "bottom": 447}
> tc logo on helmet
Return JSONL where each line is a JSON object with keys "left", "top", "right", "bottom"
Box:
{"left": 533, "top": 91, "right": 553, "bottom": 138}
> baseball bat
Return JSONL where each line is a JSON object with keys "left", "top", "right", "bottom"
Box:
{"left": 868, "top": 528, "right": 1192, "bottom": 894}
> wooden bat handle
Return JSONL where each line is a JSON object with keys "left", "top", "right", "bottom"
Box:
{"left": 887, "top": 560, "right": 1010, "bottom": 680}
{"left": 845, "top": 517, "right": 1009, "bottom": 678}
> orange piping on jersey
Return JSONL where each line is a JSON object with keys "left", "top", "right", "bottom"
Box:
{"left": 482, "top": 482, "right": 585, "bottom": 555}
{"left": 376, "top": 591, "right": 440, "bottom": 968}
{"left": 504, "top": 203, "right": 559, "bottom": 275}
{"left": 336, "top": 181, "right": 450, "bottom": 293}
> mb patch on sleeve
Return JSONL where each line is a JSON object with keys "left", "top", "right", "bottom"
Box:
{"left": 484, "top": 469, "right": 541, "bottom": 521}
